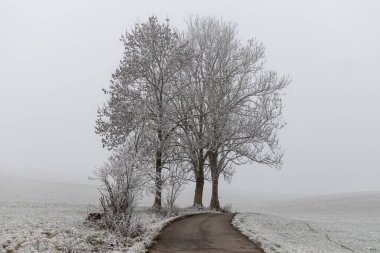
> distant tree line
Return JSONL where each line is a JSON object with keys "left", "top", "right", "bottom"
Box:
{"left": 95, "top": 16, "right": 289, "bottom": 213}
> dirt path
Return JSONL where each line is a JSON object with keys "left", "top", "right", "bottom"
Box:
{"left": 149, "top": 213, "right": 264, "bottom": 253}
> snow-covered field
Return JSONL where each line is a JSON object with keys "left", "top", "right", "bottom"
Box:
{"left": 1, "top": 175, "right": 379, "bottom": 253}
{"left": 0, "top": 199, "right": 209, "bottom": 253}
{"left": 0, "top": 175, "right": 207, "bottom": 252}
{"left": 233, "top": 192, "right": 380, "bottom": 253}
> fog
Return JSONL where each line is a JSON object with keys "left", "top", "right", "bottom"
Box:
{"left": 1, "top": 0, "right": 379, "bottom": 195}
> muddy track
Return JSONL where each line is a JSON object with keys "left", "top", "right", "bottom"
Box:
{"left": 149, "top": 213, "right": 264, "bottom": 253}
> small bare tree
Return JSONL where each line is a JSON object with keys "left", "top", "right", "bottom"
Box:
{"left": 162, "top": 164, "right": 189, "bottom": 215}
{"left": 95, "top": 137, "right": 146, "bottom": 237}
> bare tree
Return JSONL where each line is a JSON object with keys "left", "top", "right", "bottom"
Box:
{"left": 95, "top": 15, "right": 289, "bottom": 212}
{"left": 172, "top": 89, "right": 210, "bottom": 207}
{"left": 171, "top": 17, "right": 226, "bottom": 207}
{"left": 96, "top": 16, "right": 192, "bottom": 209}
{"left": 162, "top": 164, "right": 189, "bottom": 215}
{"left": 95, "top": 134, "right": 147, "bottom": 236}
{"left": 185, "top": 16, "right": 290, "bottom": 210}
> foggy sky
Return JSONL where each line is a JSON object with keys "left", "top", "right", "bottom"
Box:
{"left": 1, "top": 0, "right": 379, "bottom": 195}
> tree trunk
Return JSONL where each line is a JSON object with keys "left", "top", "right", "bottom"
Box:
{"left": 153, "top": 150, "right": 162, "bottom": 210}
{"left": 193, "top": 158, "right": 204, "bottom": 207}
{"left": 210, "top": 176, "right": 220, "bottom": 210}
{"left": 209, "top": 151, "right": 220, "bottom": 210}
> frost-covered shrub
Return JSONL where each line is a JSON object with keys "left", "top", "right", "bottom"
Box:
{"left": 95, "top": 144, "right": 146, "bottom": 237}
{"left": 221, "top": 203, "right": 233, "bottom": 213}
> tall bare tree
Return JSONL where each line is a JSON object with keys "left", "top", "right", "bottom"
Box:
{"left": 96, "top": 16, "right": 191, "bottom": 209}
{"left": 96, "top": 15, "right": 289, "bottom": 211}
{"left": 171, "top": 18, "right": 221, "bottom": 207}
{"left": 174, "top": 96, "right": 209, "bottom": 207}
{"left": 185, "top": 16, "right": 289, "bottom": 210}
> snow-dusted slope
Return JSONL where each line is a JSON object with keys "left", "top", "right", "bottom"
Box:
{"left": 233, "top": 192, "right": 380, "bottom": 253}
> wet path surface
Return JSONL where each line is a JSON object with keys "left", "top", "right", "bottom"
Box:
{"left": 149, "top": 213, "right": 264, "bottom": 253}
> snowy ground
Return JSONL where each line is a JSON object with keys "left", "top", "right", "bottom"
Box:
{"left": 2, "top": 175, "right": 380, "bottom": 253}
{"left": 0, "top": 175, "right": 209, "bottom": 253}
{"left": 232, "top": 192, "right": 380, "bottom": 253}
{"left": 0, "top": 200, "right": 208, "bottom": 253}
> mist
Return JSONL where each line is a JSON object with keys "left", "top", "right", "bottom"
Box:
{"left": 1, "top": 0, "right": 379, "bottom": 195}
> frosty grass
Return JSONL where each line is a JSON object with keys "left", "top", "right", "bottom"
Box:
{"left": 0, "top": 201, "right": 209, "bottom": 253}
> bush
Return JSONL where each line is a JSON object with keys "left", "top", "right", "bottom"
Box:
{"left": 221, "top": 203, "right": 233, "bottom": 213}
{"left": 95, "top": 145, "right": 145, "bottom": 237}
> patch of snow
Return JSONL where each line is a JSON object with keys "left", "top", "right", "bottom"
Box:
{"left": 232, "top": 192, "right": 380, "bottom": 253}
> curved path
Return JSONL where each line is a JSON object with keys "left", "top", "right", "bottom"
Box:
{"left": 149, "top": 213, "right": 264, "bottom": 253}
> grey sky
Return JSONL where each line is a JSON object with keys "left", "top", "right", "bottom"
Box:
{"left": 1, "top": 0, "right": 379, "bottom": 194}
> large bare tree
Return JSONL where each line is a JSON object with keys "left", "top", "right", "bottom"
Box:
{"left": 185, "top": 16, "right": 290, "bottom": 210}
{"left": 96, "top": 15, "right": 289, "bottom": 211}
{"left": 96, "top": 16, "right": 191, "bottom": 209}
{"left": 171, "top": 18, "right": 221, "bottom": 207}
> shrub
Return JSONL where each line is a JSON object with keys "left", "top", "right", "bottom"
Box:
{"left": 95, "top": 145, "right": 146, "bottom": 237}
